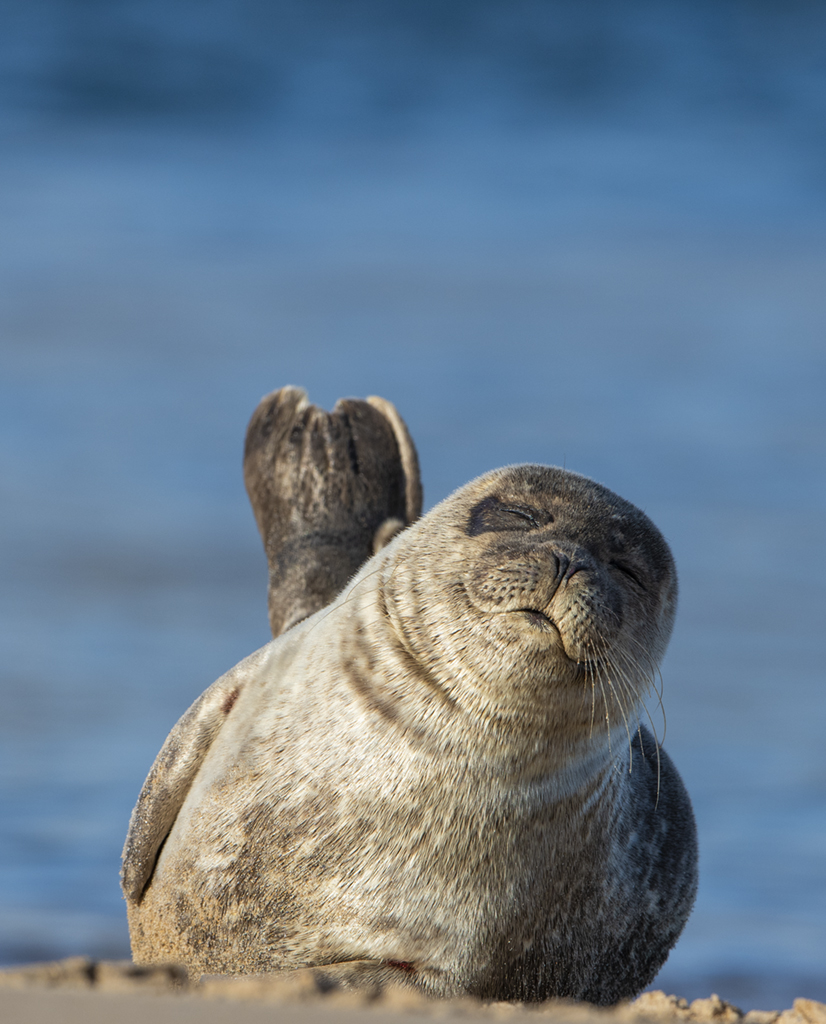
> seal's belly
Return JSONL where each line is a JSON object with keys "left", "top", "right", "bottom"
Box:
{"left": 135, "top": 764, "right": 620, "bottom": 989}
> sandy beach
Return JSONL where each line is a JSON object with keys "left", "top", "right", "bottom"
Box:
{"left": 3, "top": 959, "right": 826, "bottom": 1024}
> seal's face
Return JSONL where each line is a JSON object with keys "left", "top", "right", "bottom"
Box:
{"left": 384, "top": 465, "right": 677, "bottom": 746}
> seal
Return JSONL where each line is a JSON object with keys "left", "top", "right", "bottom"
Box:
{"left": 122, "top": 453, "right": 697, "bottom": 1003}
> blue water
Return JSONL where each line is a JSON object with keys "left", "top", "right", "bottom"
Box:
{"left": 1, "top": 1, "right": 826, "bottom": 1010}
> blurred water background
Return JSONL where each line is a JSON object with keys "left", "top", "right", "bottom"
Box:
{"left": 1, "top": 0, "right": 825, "bottom": 1010}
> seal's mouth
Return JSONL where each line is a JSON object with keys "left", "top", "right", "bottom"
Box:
{"left": 516, "top": 608, "right": 555, "bottom": 631}
{"left": 513, "top": 608, "right": 601, "bottom": 674}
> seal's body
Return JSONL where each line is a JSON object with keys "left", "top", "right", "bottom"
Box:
{"left": 123, "top": 463, "right": 697, "bottom": 1004}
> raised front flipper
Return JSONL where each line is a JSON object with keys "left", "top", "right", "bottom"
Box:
{"left": 120, "top": 647, "right": 269, "bottom": 902}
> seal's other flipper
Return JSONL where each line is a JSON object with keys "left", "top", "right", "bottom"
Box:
{"left": 365, "top": 394, "right": 422, "bottom": 527}
{"left": 121, "top": 648, "right": 267, "bottom": 902}
{"left": 243, "top": 386, "right": 422, "bottom": 637}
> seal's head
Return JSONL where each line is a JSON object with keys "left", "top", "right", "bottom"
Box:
{"left": 379, "top": 464, "right": 677, "bottom": 753}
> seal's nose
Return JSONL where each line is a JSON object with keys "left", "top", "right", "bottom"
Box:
{"left": 564, "top": 561, "right": 590, "bottom": 583}
{"left": 548, "top": 545, "right": 594, "bottom": 587}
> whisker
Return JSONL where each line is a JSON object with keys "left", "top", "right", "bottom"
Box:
{"left": 599, "top": 671, "right": 612, "bottom": 762}
{"left": 297, "top": 555, "right": 400, "bottom": 640}
{"left": 623, "top": 633, "right": 668, "bottom": 746}
{"left": 601, "top": 643, "right": 640, "bottom": 773}
{"left": 582, "top": 638, "right": 598, "bottom": 739}
{"left": 611, "top": 643, "right": 663, "bottom": 805}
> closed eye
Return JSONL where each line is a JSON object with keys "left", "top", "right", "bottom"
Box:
{"left": 610, "top": 561, "right": 646, "bottom": 590}
{"left": 466, "top": 496, "right": 552, "bottom": 536}
{"left": 501, "top": 506, "right": 539, "bottom": 527}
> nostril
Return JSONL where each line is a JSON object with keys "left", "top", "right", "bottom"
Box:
{"left": 565, "top": 562, "right": 589, "bottom": 582}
